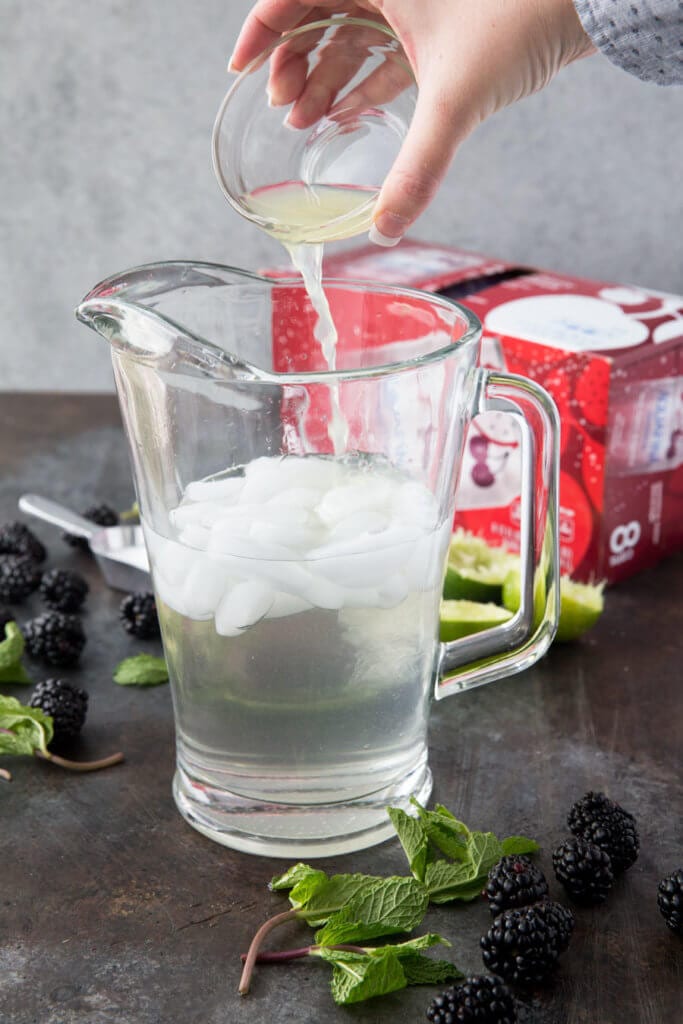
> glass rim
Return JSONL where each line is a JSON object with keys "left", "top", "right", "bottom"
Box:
{"left": 78, "top": 260, "right": 481, "bottom": 383}
{"left": 211, "top": 15, "right": 416, "bottom": 229}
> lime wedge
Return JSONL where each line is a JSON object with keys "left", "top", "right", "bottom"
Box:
{"left": 444, "top": 530, "right": 519, "bottom": 603}
{"left": 440, "top": 599, "right": 513, "bottom": 642}
{"left": 555, "top": 578, "right": 605, "bottom": 642}
{"left": 502, "top": 570, "right": 604, "bottom": 642}
{"left": 501, "top": 567, "right": 547, "bottom": 630}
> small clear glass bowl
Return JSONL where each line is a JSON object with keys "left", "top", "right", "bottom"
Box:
{"left": 212, "top": 16, "right": 417, "bottom": 244}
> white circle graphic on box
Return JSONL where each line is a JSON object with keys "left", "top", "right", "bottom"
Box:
{"left": 486, "top": 295, "right": 649, "bottom": 352}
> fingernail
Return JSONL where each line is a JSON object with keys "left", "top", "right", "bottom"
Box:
{"left": 227, "top": 50, "right": 239, "bottom": 73}
{"left": 369, "top": 224, "right": 402, "bottom": 248}
{"left": 369, "top": 212, "right": 408, "bottom": 247}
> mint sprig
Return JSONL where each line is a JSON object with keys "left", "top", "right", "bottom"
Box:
{"left": 240, "top": 804, "right": 538, "bottom": 1004}
{"left": 0, "top": 693, "right": 124, "bottom": 781}
{"left": 391, "top": 797, "right": 538, "bottom": 903}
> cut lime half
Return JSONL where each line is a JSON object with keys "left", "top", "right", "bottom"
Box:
{"left": 555, "top": 578, "right": 605, "bottom": 642}
{"left": 443, "top": 530, "right": 519, "bottom": 603}
{"left": 440, "top": 599, "right": 513, "bottom": 642}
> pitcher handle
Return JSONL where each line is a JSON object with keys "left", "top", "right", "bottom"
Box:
{"left": 436, "top": 369, "right": 560, "bottom": 699}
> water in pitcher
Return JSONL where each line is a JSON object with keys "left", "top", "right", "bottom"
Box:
{"left": 144, "top": 453, "right": 449, "bottom": 803}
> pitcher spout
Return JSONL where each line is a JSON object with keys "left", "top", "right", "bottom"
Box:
{"left": 76, "top": 260, "right": 277, "bottom": 381}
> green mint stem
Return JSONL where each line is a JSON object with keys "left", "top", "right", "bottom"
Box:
{"left": 240, "top": 943, "right": 367, "bottom": 964}
{"left": 35, "top": 750, "right": 125, "bottom": 772}
{"left": 239, "top": 908, "right": 300, "bottom": 995}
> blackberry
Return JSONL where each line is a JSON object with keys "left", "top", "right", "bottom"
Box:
{"left": 0, "top": 555, "right": 42, "bottom": 603}
{"left": 480, "top": 900, "right": 570, "bottom": 986}
{"left": 23, "top": 612, "right": 86, "bottom": 667}
{"left": 0, "top": 606, "right": 15, "bottom": 633}
{"left": 657, "top": 869, "right": 683, "bottom": 935}
{"left": 553, "top": 836, "right": 613, "bottom": 905}
{"left": 568, "top": 791, "right": 639, "bottom": 873}
{"left": 63, "top": 503, "right": 118, "bottom": 550}
{"left": 484, "top": 856, "right": 549, "bottom": 916}
{"left": 533, "top": 899, "right": 575, "bottom": 953}
{"left": 426, "top": 975, "right": 516, "bottom": 1023}
{"left": 40, "top": 568, "right": 89, "bottom": 612}
{"left": 0, "top": 521, "right": 47, "bottom": 563}
{"left": 119, "top": 591, "right": 159, "bottom": 639}
{"left": 29, "top": 679, "right": 88, "bottom": 746}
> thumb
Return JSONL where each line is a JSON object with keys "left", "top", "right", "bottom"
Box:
{"left": 369, "top": 77, "right": 478, "bottom": 247}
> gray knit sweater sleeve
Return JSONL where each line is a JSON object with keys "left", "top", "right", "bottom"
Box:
{"left": 573, "top": 0, "right": 683, "bottom": 84}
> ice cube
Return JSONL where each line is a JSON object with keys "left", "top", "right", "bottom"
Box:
{"left": 317, "top": 478, "right": 396, "bottom": 527}
{"left": 207, "top": 525, "right": 296, "bottom": 562}
{"left": 153, "top": 572, "right": 186, "bottom": 617}
{"left": 393, "top": 482, "right": 440, "bottom": 531}
{"left": 270, "top": 487, "right": 323, "bottom": 509}
{"left": 299, "top": 571, "right": 346, "bottom": 610}
{"left": 271, "top": 455, "right": 343, "bottom": 492}
{"left": 182, "top": 557, "right": 232, "bottom": 620}
{"left": 151, "top": 537, "right": 199, "bottom": 586}
{"left": 214, "top": 580, "right": 275, "bottom": 635}
{"left": 377, "top": 572, "right": 410, "bottom": 608}
{"left": 250, "top": 519, "right": 321, "bottom": 551}
{"left": 327, "top": 507, "right": 390, "bottom": 542}
{"left": 171, "top": 501, "right": 237, "bottom": 530}
{"left": 266, "top": 592, "right": 313, "bottom": 619}
{"left": 178, "top": 523, "right": 211, "bottom": 551}
{"left": 310, "top": 526, "right": 420, "bottom": 588}
{"left": 340, "top": 586, "right": 381, "bottom": 609}
{"left": 184, "top": 475, "right": 245, "bottom": 503}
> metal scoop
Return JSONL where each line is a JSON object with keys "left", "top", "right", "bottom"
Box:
{"left": 19, "top": 494, "right": 151, "bottom": 592}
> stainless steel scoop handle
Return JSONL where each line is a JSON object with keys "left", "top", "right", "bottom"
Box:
{"left": 18, "top": 494, "right": 98, "bottom": 539}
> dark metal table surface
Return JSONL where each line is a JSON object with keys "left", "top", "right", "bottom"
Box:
{"left": 1, "top": 394, "right": 681, "bottom": 1024}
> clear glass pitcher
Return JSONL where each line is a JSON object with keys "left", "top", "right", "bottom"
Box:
{"left": 77, "top": 262, "right": 559, "bottom": 857}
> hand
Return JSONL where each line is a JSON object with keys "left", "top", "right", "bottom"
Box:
{"left": 230, "top": 0, "right": 594, "bottom": 246}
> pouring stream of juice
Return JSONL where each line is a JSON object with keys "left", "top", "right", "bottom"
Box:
{"left": 242, "top": 181, "right": 380, "bottom": 453}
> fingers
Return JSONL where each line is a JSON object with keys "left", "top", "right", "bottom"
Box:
{"left": 286, "top": 18, "right": 390, "bottom": 128}
{"left": 370, "top": 79, "right": 476, "bottom": 246}
{"left": 267, "top": 11, "right": 331, "bottom": 106}
{"left": 230, "top": 0, "right": 316, "bottom": 71}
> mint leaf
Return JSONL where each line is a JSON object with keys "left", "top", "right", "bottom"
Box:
{"left": 400, "top": 954, "right": 464, "bottom": 985}
{"left": 387, "top": 807, "right": 430, "bottom": 882}
{"left": 466, "top": 831, "right": 504, "bottom": 878}
{"left": 0, "top": 661, "right": 32, "bottom": 684}
{"left": 0, "top": 622, "right": 24, "bottom": 670}
{"left": 324, "top": 949, "right": 407, "bottom": 1005}
{"left": 424, "top": 860, "right": 481, "bottom": 903}
{"left": 0, "top": 695, "right": 53, "bottom": 756}
{"left": 300, "top": 874, "right": 383, "bottom": 925}
{"left": 420, "top": 810, "right": 469, "bottom": 862}
{"left": 288, "top": 871, "right": 330, "bottom": 913}
{"left": 424, "top": 831, "right": 503, "bottom": 903}
{"left": 315, "top": 876, "right": 429, "bottom": 945}
{"left": 270, "top": 863, "right": 320, "bottom": 891}
{"left": 501, "top": 835, "right": 540, "bottom": 856}
{"left": 373, "top": 933, "right": 452, "bottom": 956}
{"left": 0, "top": 623, "right": 31, "bottom": 682}
{"left": 114, "top": 654, "right": 168, "bottom": 686}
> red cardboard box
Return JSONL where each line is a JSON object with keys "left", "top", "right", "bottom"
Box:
{"left": 268, "top": 243, "right": 683, "bottom": 584}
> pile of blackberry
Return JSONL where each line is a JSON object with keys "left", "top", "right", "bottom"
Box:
{"left": 0, "top": 555, "right": 42, "bottom": 603}
{"left": 553, "top": 791, "right": 640, "bottom": 904}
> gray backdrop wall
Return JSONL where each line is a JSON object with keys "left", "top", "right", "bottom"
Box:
{"left": 1, "top": 0, "right": 682, "bottom": 391}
